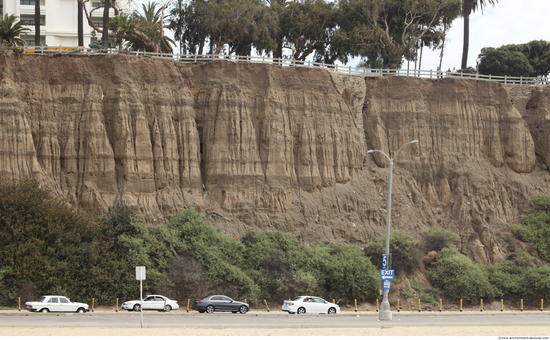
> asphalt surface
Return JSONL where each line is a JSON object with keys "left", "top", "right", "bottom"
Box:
{"left": 0, "top": 310, "right": 548, "bottom": 329}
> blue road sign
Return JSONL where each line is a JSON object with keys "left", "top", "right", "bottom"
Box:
{"left": 380, "top": 269, "right": 395, "bottom": 280}
{"left": 383, "top": 280, "right": 391, "bottom": 290}
{"left": 382, "top": 254, "right": 388, "bottom": 270}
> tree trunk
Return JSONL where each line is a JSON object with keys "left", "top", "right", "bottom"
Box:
{"left": 102, "top": 0, "right": 110, "bottom": 48}
{"left": 439, "top": 23, "right": 447, "bottom": 71}
{"left": 419, "top": 41, "right": 423, "bottom": 72}
{"left": 461, "top": 0, "right": 472, "bottom": 69}
{"left": 78, "top": 0, "right": 84, "bottom": 46}
{"left": 34, "top": 0, "right": 40, "bottom": 46}
{"left": 273, "top": 38, "right": 283, "bottom": 61}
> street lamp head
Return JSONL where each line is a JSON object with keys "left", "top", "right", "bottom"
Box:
{"left": 367, "top": 149, "right": 374, "bottom": 153}
{"left": 412, "top": 139, "right": 419, "bottom": 143}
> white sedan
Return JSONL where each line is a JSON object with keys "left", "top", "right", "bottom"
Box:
{"left": 282, "top": 296, "right": 340, "bottom": 314}
{"left": 121, "top": 295, "right": 179, "bottom": 312}
{"left": 25, "top": 295, "right": 89, "bottom": 313}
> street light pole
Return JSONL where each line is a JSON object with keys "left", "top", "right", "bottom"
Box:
{"left": 368, "top": 139, "right": 418, "bottom": 321}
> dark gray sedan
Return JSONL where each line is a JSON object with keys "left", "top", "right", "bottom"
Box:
{"left": 191, "top": 295, "right": 249, "bottom": 314}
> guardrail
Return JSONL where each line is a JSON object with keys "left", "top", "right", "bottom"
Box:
{"left": 23, "top": 45, "right": 550, "bottom": 86}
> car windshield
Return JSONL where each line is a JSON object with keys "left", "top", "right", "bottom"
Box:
{"left": 39, "top": 296, "right": 47, "bottom": 303}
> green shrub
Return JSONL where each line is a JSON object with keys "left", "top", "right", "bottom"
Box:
{"left": 429, "top": 247, "right": 499, "bottom": 304}
{"left": 510, "top": 195, "right": 550, "bottom": 263}
{"left": 410, "top": 280, "right": 422, "bottom": 291}
{"left": 400, "top": 289, "right": 413, "bottom": 298}
{"left": 422, "top": 228, "right": 459, "bottom": 252}
{"left": 0, "top": 179, "right": 121, "bottom": 305}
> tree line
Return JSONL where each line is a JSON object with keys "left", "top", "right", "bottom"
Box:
{"left": 2, "top": 0, "right": 503, "bottom": 72}
{"left": 167, "top": 0, "right": 464, "bottom": 69}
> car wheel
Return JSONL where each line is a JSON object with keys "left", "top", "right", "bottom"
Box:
{"left": 40, "top": 308, "right": 49, "bottom": 313}
{"left": 164, "top": 305, "right": 172, "bottom": 312}
{"left": 133, "top": 304, "right": 141, "bottom": 312}
{"left": 297, "top": 307, "right": 306, "bottom": 315}
{"left": 77, "top": 308, "right": 85, "bottom": 314}
{"left": 206, "top": 305, "right": 214, "bottom": 314}
{"left": 239, "top": 305, "right": 248, "bottom": 314}
{"left": 328, "top": 307, "right": 336, "bottom": 314}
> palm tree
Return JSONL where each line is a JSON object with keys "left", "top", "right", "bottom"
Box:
{"left": 127, "top": 1, "right": 175, "bottom": 53}
{"left": 461, "top": 0, "right": 498, "bottom": 69}
{"left": 0, "top": 14, "right": 31, "bottom": 46}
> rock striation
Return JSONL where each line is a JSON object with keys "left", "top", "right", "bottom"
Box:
{"left": 0, "top": 52, "right": 549, "bottom": 265}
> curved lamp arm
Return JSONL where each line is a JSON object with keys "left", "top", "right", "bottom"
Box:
{"left": 393, "top": 139, "right": 418, "bottom": 161}
{"left": 367, "top": 149, "right": 390, "bottom": 161}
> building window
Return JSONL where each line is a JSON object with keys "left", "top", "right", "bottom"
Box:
{"left": 25, "top": 40, "right": 35, "bottom": 46}
{"left": 20, "top": 0, "right": 36, "bottom": 5}
{"left": 93, "top": 22, "right": 103, "bottom": 27}
{"left": 22, "top": 19, "right": 35, "bottom": 25}
{"left": 92, "top": 2, "right": 101, "bottom": 7}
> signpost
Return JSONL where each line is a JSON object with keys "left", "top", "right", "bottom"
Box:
{"left": 136, "top": 266, "right": 146, "bottom": 328}
{"left": 383, "top": 280, "right": 391, "bottom": 290}
{"left": 380, "top": 269, "right": 395, "bottom": 280}
{"left": 382, "top": 253, "right": 388, "bottom": 270}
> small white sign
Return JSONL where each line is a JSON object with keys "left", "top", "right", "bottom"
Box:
{"left": 136, "top": 266, "right": 146, "bottom": 280}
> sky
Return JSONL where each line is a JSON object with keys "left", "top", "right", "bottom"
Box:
{"left": 131, "top": 0, "right": 550, "bottom": 72}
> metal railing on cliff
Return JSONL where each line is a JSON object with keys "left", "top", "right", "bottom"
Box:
{"left": 23, "top": 45, "right": 550, "bottom": 87}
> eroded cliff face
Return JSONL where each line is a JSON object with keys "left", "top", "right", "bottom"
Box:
{"left": 1, "top": 52, "right": 549, "bottom": 265}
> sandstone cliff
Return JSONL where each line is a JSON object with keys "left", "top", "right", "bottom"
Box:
{"left": 1, "top": 52, "right": 549, "bottom": 265}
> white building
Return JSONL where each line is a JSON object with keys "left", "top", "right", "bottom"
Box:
{"left": 1, "top": 0, "right": 128, "bottom": 47}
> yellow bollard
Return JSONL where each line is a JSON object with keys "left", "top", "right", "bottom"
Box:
{"left": 500, "top": 299, "right": 503, "bottom": 312}
{"left": 418, "top": 299, "right": 421, "bottom": 312}
{"left": 245, "top": 299, "right": 247, "bottom": 304}
{"left": 541, "top": 299, "right": 544, "bottom": 312}
{"left": 376, "top": 299, "right": 379, "bottom": 312}
{"left": 333, "top": 299, "right": 335, "bottom": 304}
{"left": 92, "top": 298, "right": 95, "bottom": 312}
{"left": 187, "top": 299, "right": 190, "bottom": 313}
{"left": 460, "top": 299, "right": 462, "bottom": 312}
{"left": 480, "top": 299, "right": 483, "bottom": 312}
{"left": 264, "top": 300, "right": 270, "bottom": 312}
{"left": 18, "top": 297, "right": 21, "bottom": 312}
{"left": 397, "top": 299, "right": 400, "bottom": 312}
{"left": 163, "top": 299, "right": 166, "bottom": 312}
{"left": 439, "top": 299, "right": 442, "bottom": 312}
{"left": 521, "top": 299, "right": 524, "bottom": 312}
{"left": 354, "top": 299, "right": 357, "bottom": 312}
{"left": 116, "top": 298, "right": 119, "bottom": 312}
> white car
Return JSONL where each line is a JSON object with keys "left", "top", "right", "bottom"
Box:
{"left": 121, "top": 295, "right": 179, "bottom": 312}
{"left": 282, "top": 296, "right": 340, "bottom": 315}
{"left": 25, "top": 295, "right": 89, "bottom": 313}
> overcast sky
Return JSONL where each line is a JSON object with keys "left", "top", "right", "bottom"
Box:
{"left": 132, "top": 0, "right": 549, "bottom": 71}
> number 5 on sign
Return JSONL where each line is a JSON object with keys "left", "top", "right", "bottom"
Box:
{"left": 382, "top": 254, "right": 388, "bottom": 270}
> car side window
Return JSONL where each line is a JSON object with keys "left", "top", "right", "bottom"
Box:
{"left": 59, "top": 298, "right": 69, "bottom": 303}
{"left": 48, "top": 298, "right": 59, "bottom": 303}
{"left": 144, "top": 296, "right": 154, "bottom": 301}
{"left": 313, "top": 298, "right": 324, "bottom": 303}
{"left": 156, "top": 297, "right": 164, "bottom": 301}
{"left": 220, "top": 296, "right": 231, "bottom": 301}
{"left": 211, "top": 296, "right": 221, "bottom": 300}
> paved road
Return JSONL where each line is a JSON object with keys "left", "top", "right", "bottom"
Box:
{"left": 1, "top": 311, "right": 548, "bottom": 329}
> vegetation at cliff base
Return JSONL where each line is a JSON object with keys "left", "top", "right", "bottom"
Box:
{"left": 0, "top": 179, "right": 378, "bottom": 307}
{"left": 2, "top": 178, "right": 550, "bottom": 308}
